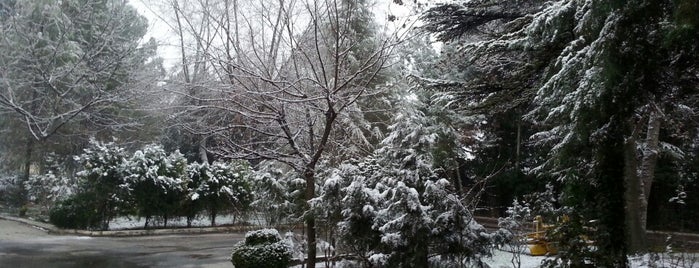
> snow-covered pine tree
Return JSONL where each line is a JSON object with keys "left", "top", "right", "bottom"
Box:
{"left": 423, "top": 0, "right": 699, "bottom": 264}
{"left": 123, "top": 145, "right": 187, "bottom": 228}
{"left": 332, "top": 89, "right": 492, "bottom": 267}
{"left": 188, "top": 161, "right": 253, "bottom": 226}
{"left": 419, "top": 0, "right": 552, "bottom": 215}
{"left": 250, "top": 161, "right": 306, "bottom": 226}
{"left": 73, "top": 138, "right": 130, "bottom": 230}
{"left": 24, "top": 154, "right": 77, "bottom": 215}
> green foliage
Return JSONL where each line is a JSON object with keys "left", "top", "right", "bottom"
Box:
{"left": 540, "top": 214, "right": 597, "bottom": 268}
{"left": 327, "top": 95, "right": 494, "bottom": 267}
{"left": 0, "top": 0, "right": 157, "bottom": 202}
{"left": 187, "top": 160, "right": 253, "bottom": 226}
{"left": 230, "top": 229, "right": 292, "bottom": 268}
{"left": 74, "top": 139, "right": 129, "bottom": 230}
{"left": 49, "top": 193, "right": 101, "bottom": 230}
{"left": 124, "top": 145, "right": 187, "bottom": 227}
{"left": 423, "top": 0, "right": 699, "bottom": 264}
{"left": 244, "top": 229, "right": 282, "bottom": 245}
{"left": 48, "top": 139, "right": 254, "bottom": 230}
{"left": 250, "top": 161, "right": 304, "bottom": 226}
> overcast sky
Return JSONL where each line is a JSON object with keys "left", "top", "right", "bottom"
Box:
{"left": 128, "top": 0, "right": 414, "bottom": 71}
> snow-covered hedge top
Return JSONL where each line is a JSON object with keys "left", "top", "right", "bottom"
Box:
{"left": 244, "top": 228, "right": 282, "bottom": 245}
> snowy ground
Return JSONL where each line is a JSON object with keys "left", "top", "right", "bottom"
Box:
{"left": 108, "top": 214, "right": 267, "bottom": 230}
{"left": 287, "top": 250, "right": 699, "bottom": 268}
{"left": 486, "top": 250, "right": 699, "bottom": 268}
{"left": 485, "top": 250, "right": 548, "bottom": 268}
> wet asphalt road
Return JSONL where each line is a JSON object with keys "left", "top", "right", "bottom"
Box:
{"left": 0, "top": 220, "right": 243, "bottom": 268}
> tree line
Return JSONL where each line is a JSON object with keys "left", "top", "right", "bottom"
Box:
{"left": 1, "top": 0, "right": 699, "bottom": 267}
{"left": 47, "top": 139, "right": 252, "bottom": 230}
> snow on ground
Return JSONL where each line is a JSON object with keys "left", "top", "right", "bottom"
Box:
{"left": 486, "top": 251, "right": 699, "bottom": 268}
{"left": 485, "top": 250, "right": 548, "bottom": 268}
{"left": 108, "top": 214, "right": 267, "bottom": 230}
{"left": 287, "top": 250, "right": 699, "bottom": 268}
{"left": 287, "top": 251, "right": 548, "bottom": 268}
{"left": 629, "top": 252, "right": 699, "bottom": 268}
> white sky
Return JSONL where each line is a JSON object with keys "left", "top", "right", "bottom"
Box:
{"left": 128, "top": 0, "right": 181, "bottom": 70}
{"left": 127, "top": 0, "right": 414, "bottom": 71}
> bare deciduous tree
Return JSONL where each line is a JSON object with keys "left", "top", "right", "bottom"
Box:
{"left": 161, "top": 0, "right": 402, "bottom": 265}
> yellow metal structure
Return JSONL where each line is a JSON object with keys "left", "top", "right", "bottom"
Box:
{"left": 525, "top": 216, "right": 558, "bottom": 256}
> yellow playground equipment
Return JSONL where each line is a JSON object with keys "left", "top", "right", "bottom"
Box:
{"left": 525, "top": 215, "right": 565, "bottom": 256}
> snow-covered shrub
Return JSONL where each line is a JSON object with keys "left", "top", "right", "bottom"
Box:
{"left": 244, "top": 228, "right": 283, "bottom": 245}
{"left": 187, "top": 160, "right": 253, "bottom": 226}
{"left": 0, "top": 174, "right": 20, "bottom": 205}
{"left": 497, "top": 199, "right": 533, "bottom": 268}
{"left": 230, "top": 229, "right": 292, "bottom": 268}
{"left": 73, "top": 138, "right": 129, "bottom": 230}
{"left": 123, "top": 144, "right": 187, "bottom": 228}
{"left": 25, "top": 172, "right": 75, "bottom": 215}
{"left": 24, "top": 154, "right": 77, "bottom": 215}
{"left": 250, "top": 161, "right": 304, "bottom": 225}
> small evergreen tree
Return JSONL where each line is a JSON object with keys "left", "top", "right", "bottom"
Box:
{"left": 72, "top": 138, "right": 129, "bottom": 230}
{"left": 189, "top": 161, "right": 253, "bottom": 226}
{"left": 124, "top": 145, "right": 187, "bottom": 228}
{"left": 332, "top": 91, "right": 493, "bottom": 267}
{"left": 250, "top": 161, "right": 304, "bottom": 226}
{"left": 24, "top": 154, "right": 77, "bottom": 216}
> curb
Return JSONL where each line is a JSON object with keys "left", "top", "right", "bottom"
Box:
{"left": 0, "top": 214, "right": 301, "bottom": 237}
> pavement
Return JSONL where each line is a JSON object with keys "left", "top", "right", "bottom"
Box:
{"left": 0, "top": 213, "right": 273, "bottom": 237}
{"left": 0, "top": 215, "right": 248, "bottom": 267}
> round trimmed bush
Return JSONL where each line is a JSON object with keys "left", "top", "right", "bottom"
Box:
{"left": 244, "top": 228, "right": 282, "bottom": 245}
{"left": 231, "top": 229, "right": 292, "bottom": 268}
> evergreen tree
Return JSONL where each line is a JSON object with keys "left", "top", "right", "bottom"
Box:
{"left": 329, "top": 90, "right": 492, "bottom": 267}
{"left": 123, "top": 145, "right": 187, "bottom": 228}
{"left": 422, "top": 0, "right": 699, "bottom": 264}
{"left": 187, "top": 160, "right": 253, "bottom": 226}
{"left": 0, "top": 0, "right": 156, "bottom": 204}
{"left": 73, "top": 138, "right": 129, "bottom": 230}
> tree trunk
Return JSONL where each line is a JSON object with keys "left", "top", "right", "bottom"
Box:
{"left": 301, "top": 107, "right": 337, "bottom": 268}
{"left": 413, "top": 232, "right": 430, "bottom": 268}
{"left": 594, "top": 117, "right": 629, "bottom": 266}
{"left": 515, "top": 116, "right": 521, "bottom": 171}
{"left": 198, "top": 136, "right": 209, "bottom": 164}
{"left": 211, "top": 208, "right": 217, "bottom": 226}
{"left": 19, "top": 138, "right": 34, "bottom": 206}
{"left": 623, "top": 127, "right": 647, "bottom": 253}
{"left": 454, "top": 163, "right": 463, "bottom": 195}
{"left": 304, "top": 168, "right": 317, "bottom": 268}
{"left": 639, "top": 109, "right": 661, "bottom": 230}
